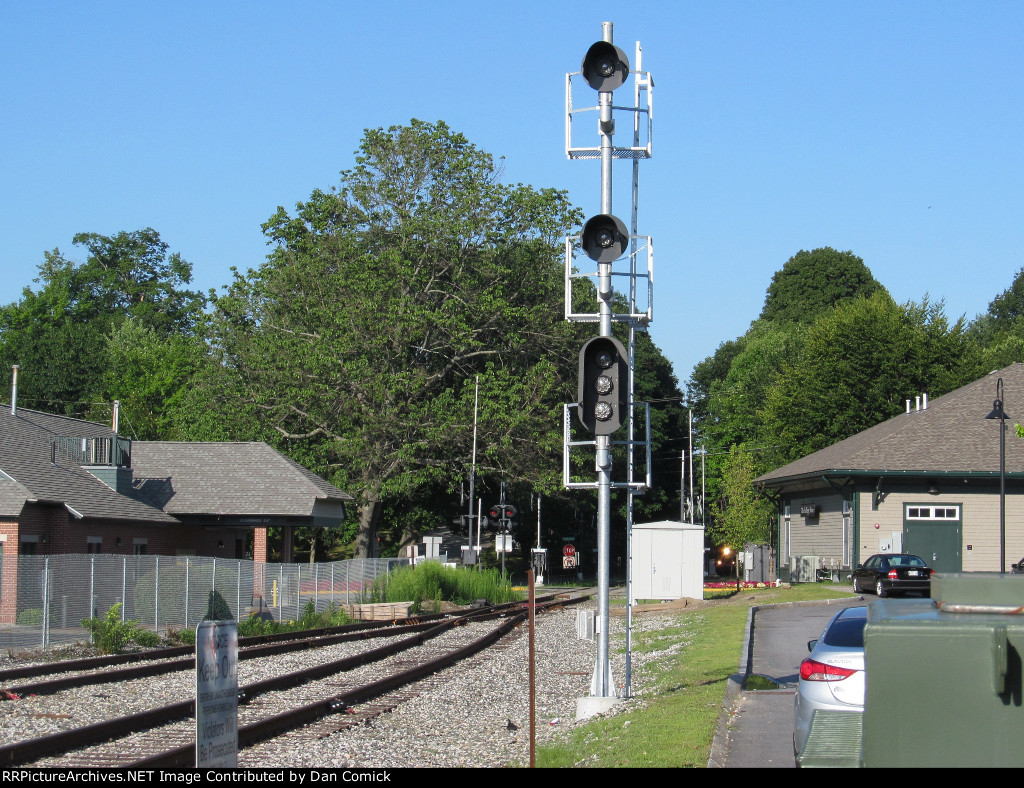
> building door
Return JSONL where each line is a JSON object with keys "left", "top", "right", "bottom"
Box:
{"left": 903, "top": 504, "right": 962, "bottom": 573}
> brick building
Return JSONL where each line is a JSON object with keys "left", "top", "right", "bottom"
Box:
{"left": 0, "top": 404, "right": 352, "bottom": 623}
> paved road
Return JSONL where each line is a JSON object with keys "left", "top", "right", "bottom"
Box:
{"left": 710, "top": 597, "right": 867, "bottom": 768}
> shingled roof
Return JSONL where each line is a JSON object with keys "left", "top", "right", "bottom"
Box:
{"left": 756, "top": 363, "right": 1024, "bottom": 486}
{"left": 130, "top": 441, "right": 352, "bottom": 517}
{"left": 0, "top": 406, "right": 351, "bottom": 523}
{"left": 0, "top": 407, "right": 177, "bottom": 521}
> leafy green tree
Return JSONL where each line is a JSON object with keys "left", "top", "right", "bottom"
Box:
{"left": 708, "top": 444, "right": 774, "bottom": 549}
{"left": 0, "top": 230, "right": 206, "bottom": 417}
{"left": 759, "top": 247, "right": 886, "bottom": 325}
{"left": 969, "top": 266, "right": 1024, "bottom": 368}
{"left": 95, "top": 319, "right": 212, "bottom": 439}
{"left": 985, "top": 266, "right": 1024, "bottom": 327}
{"left": 210, "top": 120, "right": 585, "bottom": 558}
{"left": 758, "top": 292, "right": 977, "bottom": 463}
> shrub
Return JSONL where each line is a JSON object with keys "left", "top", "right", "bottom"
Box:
{"left": 233, "top": 601, "right": 351, "bottom": 638}
{"left": 17, "top": 609, "right": 43, "bottom": 626}
{"left": 132, "top": 559, "right": 240, "bottom": 627}
{"left": 81, "top": 603, "right": 157, "bottom": 655}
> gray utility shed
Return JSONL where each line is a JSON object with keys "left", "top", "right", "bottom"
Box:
{"left": 630, "top": 520, "right": 705, "bottom": 602}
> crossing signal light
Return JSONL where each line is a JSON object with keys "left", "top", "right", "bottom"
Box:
{"left": 581, "top": 41, "right": 630, "bottom": 92}
{"left": 581, "top": 214, "right": 628, "bottom": 263}
{"left": 489, "top": 505, "right": 517, "bottom": 524}
{"left": 578, "top": 336, "right": 628, "bottom": 435}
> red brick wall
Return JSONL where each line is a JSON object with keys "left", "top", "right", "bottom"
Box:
{"left": 0, "top": 505, "right": 264, "bottom": 622}
{"left": 0, "top": 520, "right": 18, "bottom": 625}
{"left": 253, "top": 528, "right": 268, "bottom": 563}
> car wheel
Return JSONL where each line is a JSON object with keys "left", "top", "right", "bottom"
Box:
{"left": 876, "top": 579, "right": 887, "bottom": 598}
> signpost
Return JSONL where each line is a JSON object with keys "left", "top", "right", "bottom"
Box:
{"left": 196, "top": 620, "right": 238, "bottom": 768}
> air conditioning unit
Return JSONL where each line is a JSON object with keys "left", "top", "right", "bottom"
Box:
{"left": 791, "top": 555, "right": 819, "bottom": 583}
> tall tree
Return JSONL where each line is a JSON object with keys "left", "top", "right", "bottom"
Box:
{"left": 758, "top": 292, "right": 977, "bottom": 463}
{"left": 210, "top": 120, "right": 585, "bottom": 557}
{"left": 708, "top": 444, "right": 774, "bottom": 549}
{"left": 759, "top": 247, "right": 886, "bottom": 325}
{"left": 0, "top": 231, "right": 205, "bottom": 416}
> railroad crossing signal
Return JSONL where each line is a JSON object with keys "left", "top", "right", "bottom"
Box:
{"left": 578, "top": 335, "right": 628, "bottom": 435}
{"left": 488, "top": 504, "right": 517, "bottom": 525}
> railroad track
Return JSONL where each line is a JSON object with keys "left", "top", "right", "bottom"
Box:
{"left": 0, "top": 592, "right": 588, "bottom": 767}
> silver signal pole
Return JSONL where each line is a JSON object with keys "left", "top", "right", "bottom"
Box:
{"left": 592, "top": 20, "right": 616, "bottom": 701}
{"left": 566, "top": 21, "right": 654, "bottom": 718}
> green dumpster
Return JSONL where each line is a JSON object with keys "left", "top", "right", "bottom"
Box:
{"left": 862, "top": 574, "right": 1024, "bottom": 768}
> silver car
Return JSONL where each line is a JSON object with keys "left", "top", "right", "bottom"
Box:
{"left": 793, "top": 605, "right": 867, "bottom": 755}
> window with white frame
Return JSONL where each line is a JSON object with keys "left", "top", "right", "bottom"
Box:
{"left": 906, "top": 505, "right": 960, "bottom": 520}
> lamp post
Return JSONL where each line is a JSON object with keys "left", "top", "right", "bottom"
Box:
{"left": 985, "top": 377, "right": 1009, "bottom": 574}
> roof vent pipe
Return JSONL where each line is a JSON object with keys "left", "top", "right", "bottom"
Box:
{"left": 915, "top": 395, "right": 921, "bottom": 412}
{"left": 923, "top": 393, "right": 928, "bottom": 410}
{"left": 906, "top": 399, "right": 911, "bottom": 414}
{"left": 10, "top": 365, "right": 18, "bottom": 416}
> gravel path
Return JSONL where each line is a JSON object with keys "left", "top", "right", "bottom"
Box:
{"left": 244, "top": 603, "right": 666, "bottom": 768}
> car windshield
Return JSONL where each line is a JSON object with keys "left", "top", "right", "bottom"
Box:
{"left": 891, "top": 555, "right": 926, "bottom": 567}
{"left": 821, "top": 610, "right": 867, "bottom": 648}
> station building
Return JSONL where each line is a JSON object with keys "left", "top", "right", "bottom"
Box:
{"left": 0, "top": 402, "right": 352, "bottom": 622}
{"left": 756, "top": 363, "right": 1024, "bottom": 580}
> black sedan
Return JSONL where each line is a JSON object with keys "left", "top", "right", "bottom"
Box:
{"left": 851, "top": 553, "right": 933, "bottom": 597}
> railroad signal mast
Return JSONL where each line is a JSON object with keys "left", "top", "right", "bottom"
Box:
{"left": 563, "top": 22, "right": 654, "bottom": 714}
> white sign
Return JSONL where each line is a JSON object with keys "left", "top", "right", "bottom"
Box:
{"left": 196, "top": 620, "right": 238, "bottom": 768}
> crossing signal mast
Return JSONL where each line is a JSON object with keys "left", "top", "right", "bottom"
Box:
{"left": 563, "top": 23, "right": 654, "bottom": 717}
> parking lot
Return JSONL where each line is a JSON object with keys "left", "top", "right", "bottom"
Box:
{"left": 711, "top": 597, "right": 866, "bottom": 768}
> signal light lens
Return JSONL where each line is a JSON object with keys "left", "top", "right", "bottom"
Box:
{"left": 594, "top": 375, "right": 613, "bottom": 395}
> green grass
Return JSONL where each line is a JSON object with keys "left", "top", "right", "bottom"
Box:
{"left": 536, "top": 583, "right": 856, "bottom": 768}
{"left": 370, "top": 561, "right": 521, "bottom": 611}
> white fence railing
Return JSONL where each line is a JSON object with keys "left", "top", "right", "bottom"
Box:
{"left": 4, "top": 554, "right": 410, "bottom": 650}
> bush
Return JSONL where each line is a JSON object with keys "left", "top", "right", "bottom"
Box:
{"left": 81, "top": 603, "right": 158, "bottom": 655}
{"left": 235, "top": 601, "right": 351, "bottom": 638}
{"left": 132, "top": 559, "right": 240, "bottom": 627}
{"left": 17, "top": 609, "right": 43, "bottom": 626}
{"left": 204, "top": 590, "right": 234, "bottom": 621}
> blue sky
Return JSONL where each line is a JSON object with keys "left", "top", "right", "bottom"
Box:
{"left": 2, "top": 1, "right": 1022, "bottom": 386}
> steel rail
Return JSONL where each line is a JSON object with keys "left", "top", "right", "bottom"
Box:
{"left": 132, "top": 611, "right": 530, "bottom": 768}
{"left": 0, "top": 601, "right": 539, "bottom": 697}
{"left": 0, "top": 593, "right": 567, "bottom": 685}
{"left": 0, "top": 594, "right": 587, "bottom": 767}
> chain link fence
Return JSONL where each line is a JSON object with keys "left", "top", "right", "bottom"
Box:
{"left": 2, "top": 554, "right": 410, "bottom": 650}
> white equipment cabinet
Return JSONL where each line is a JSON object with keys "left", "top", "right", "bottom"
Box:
{"left": 630, "top": 521, "right": 705, "bottom": 603}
